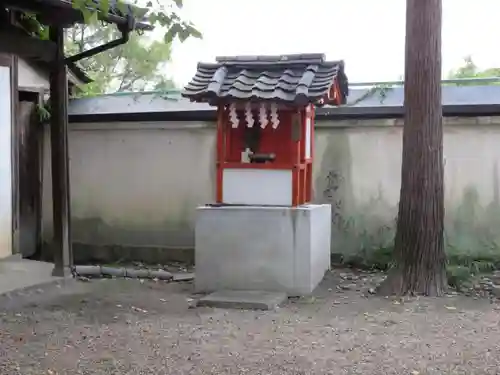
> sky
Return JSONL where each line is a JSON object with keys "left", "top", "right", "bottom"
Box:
{"left": 164, "top": 0, "right": 500, "bottom": 87}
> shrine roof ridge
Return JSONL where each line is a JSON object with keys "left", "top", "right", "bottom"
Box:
{"left": 214, "top": 53, "right": 327, "bottom": 66}
{"left": 182, "top": 53, "right": 348, "bottom": 106}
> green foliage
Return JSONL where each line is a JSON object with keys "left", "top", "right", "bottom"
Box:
{"left": 22, "top": 0, "right": 201, "bottom": 96}
{"left": 66, "top": 24, "right": 177, "bottom": 96}
{"left": 28, "top": 0, "right": 201, "bottom": 44}
{"left": 447, "top": 56, "right": 500, "bottom": 85}
{"left": 446, "top": 265, "right": 473, "bottom": 290}
{"left": 36, "top": 103, "right": 51, "bottom": 123}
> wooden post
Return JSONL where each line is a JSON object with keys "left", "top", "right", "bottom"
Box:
{"left": 49, "top": 26, "right": 72, "bottom": 277}
{"left": 215, "top": 107, "right": 224, "bottom": 203}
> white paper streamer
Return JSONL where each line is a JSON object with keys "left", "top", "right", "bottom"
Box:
{"left": 229, "top": 103, "right": 238, "bottom": 128}
{"left": 258, "top": 103, "right": 268, "bottom": 128}
{"left": 270, "top": 103, "right": 279, "bottom": 129}
{"left": 245, "top": 102, "right": 254, "bottom": 128}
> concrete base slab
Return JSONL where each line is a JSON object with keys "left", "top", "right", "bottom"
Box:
{"left": 196, "top": 290, "right": 287, "bottom": 310}
{"left": 195, "top": 204, "right": 332, "bottom": 296}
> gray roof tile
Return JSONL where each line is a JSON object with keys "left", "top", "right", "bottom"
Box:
{"left": 182, "top": 54, "right": 348, "bottom": 106}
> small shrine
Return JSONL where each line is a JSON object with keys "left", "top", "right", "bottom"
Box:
{"left": 183, "top": 54, "right": 348, "bottom": 298}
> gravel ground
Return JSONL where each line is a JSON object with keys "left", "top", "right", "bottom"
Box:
{"left": 1, "top": 269, "right": 500, "bottom": 375}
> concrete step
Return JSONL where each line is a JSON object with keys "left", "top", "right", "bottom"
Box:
{"left": 196, "top": 290, "right": 287, "bottom": 310}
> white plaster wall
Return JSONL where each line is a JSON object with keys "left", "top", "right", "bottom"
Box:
{"left": 314, "top": 117, "right": 500, "bottom": 212}
{"left": 0, "top": 66, "right": 12, "bottom": 259}
{"left": 42, "top": 121, "right": 216, "bottom": 249}
{"left": 17, "top": 58, "right": 49, "bottom": 91}
{"left": 41, "top": 116, "right": 500, "bottom": 254}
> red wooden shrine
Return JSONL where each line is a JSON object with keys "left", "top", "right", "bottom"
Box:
{"left": 182, "top": 54, "right": 348, "bottom": 207}
{"left": 215, "top": 102, "right": 318, "bottom": 206}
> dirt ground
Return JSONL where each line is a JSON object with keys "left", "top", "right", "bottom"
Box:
{"left": 1, "top": 269, "right": 500, "bottom": 375}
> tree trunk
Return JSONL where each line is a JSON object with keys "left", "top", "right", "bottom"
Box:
{"left": 377, "top": 0, "right": 447, "bottom": 296}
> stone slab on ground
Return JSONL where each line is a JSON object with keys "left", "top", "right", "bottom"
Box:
{"left": 0, "top": 254, "right": 22, "bottom": 262}
{"left": 0, "top": 259, "right": 63, "bottom": 295}
{"left": 196, "top": 290, "right": 287, "bottom": 310}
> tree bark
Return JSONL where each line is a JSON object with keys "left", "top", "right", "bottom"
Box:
{"left": 377, "top": 0, "right": 447, "bottom": 296}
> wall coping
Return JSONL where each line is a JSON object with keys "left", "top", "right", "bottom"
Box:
{"left": 315, "top": 116, "right": 500, "bottom": 128}
{"left": 69, "top": 85, "right": 500, "bottom": 124}
{"left": 68, "top": 116, "right": 500, "bottom": 131}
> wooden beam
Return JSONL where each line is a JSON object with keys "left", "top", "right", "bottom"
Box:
{"left": 1, "top": 0, "right": 78, "bottom": 27}
{"left": 49, "top": 25, "right": 72, "bottom": 277}
{"left": 0, "top": 30, "right": 57, "bottom": 62}
{"left": 2, "top": 0, "right": 152, "bottom": 30}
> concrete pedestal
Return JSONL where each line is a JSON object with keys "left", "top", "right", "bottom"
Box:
{"left": 195, "top": 204, "right": 331, "bottom": 296}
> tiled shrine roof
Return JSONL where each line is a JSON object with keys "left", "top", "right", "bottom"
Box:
{"left": 182, "top": 53, "right": 348, "bottom": 106}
